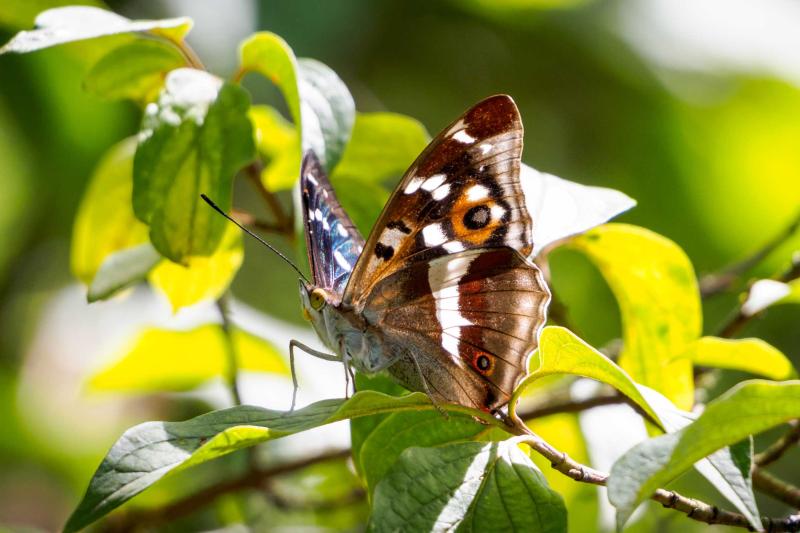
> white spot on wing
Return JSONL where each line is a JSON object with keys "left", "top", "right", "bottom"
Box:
{"left": 466, "top": 184, "right": 490, "bottom": 202}
{"left": 479, "top": 143, "right": 493, "bottom": 155}
{"left": 428, "top": 254, "right": 477, "bottom": 360}
{"left": 422, "top": 224, "right": 448, "bottom": 246}
{"left": 333, "top": 250, "right": 352, "bottom": 271}
{"left": 432, "top": 184, "right": 451, "bottom": 201}
{"left": 442, "top": 241, "right": 465, "bottom": 253}
{"left": 404, "top": 176, "right": 424, "bottom": 194}
{"left": 314, "top": 208, "right": 323, "bottom": 222}
{"left": 337, "top": 224, "right": 349, "bottom": 237}
{"left": 308, "top": 209, "right": 315, "bottom": 221}
{"left": 305, "top": 173, "right": 318, "bottom": 186}
{"left": 422, "top": 174, "right": 447, "bottom": 192}
{"left": 490, "top": 204, "right": 506, "bottom": 221}
{"left": 453, "top": 129, "right": 475, "bottom": 144}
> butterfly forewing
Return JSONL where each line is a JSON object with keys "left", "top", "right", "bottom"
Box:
{"left": 344, "top": 95, "right": 532, "bottom": 308}
{"left": 300, "top": 152, "right": 364, "bottom": 295}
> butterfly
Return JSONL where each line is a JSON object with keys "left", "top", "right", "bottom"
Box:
{"left": 294, "top": 95, "right": 550, "bottom": 414}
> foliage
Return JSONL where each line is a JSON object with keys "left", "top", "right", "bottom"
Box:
{"left": 1, "top": 4, "right": 799, "bottom": 533}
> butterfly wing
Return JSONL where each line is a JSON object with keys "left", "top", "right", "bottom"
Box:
{"left": 363, "top": 247, "right": 549, "bottom": 411}
{"left": 344, "top": 95, "right": 548, "bottom": 411}
{"left": 301, "top": 152, "right": 364, "bottom": 295}
{"left": 343, "top": 94, "right": 532, "bottom": 308}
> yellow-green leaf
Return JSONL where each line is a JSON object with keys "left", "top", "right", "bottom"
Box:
{"left": 84, "top": 39, "right": 185, "bottom": 103}
{"left": 238, "top": 32, "right": 354, "bottom": 172}
{"left": 71, "top": 137, "right": 149, "bottom": 285}
{"left": 88, "top": 323, "right": 288, "bottom": 393}
{"left": 148, "top": 223, "right": 243, "bottom": 311}
{"left": 249, "top": 105, "right": 299, "bottom": 191}
{"left": 569, "top": 224, "right": 700, "bottom": 410}
{"left": 686, "top": 337, "right": 796, "bottom": 380}
{"left": 517, "top": 326, "right": 661, "bottom": 425}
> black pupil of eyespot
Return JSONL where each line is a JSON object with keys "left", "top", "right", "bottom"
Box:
{"left": 477, "top": 355, "right": 490, "bottom": 370}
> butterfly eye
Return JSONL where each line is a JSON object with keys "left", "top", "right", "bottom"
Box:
{"left": 309, "top": 288, "right": 326, "bottom": 311}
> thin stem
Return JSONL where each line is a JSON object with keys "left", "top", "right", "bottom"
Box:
{"left": 174, "top": 38, "right": 206, "bottom": 70}
{"left": 244, "top": 162, "right": 294, "bottom": 240}
{"left": 756, "top": 420, "right": 800, "bottom": 467}
{"left": 516, "top": 390, "right": 627, "bottom": 420}
{"left": 701, "top": 210, "right": 800, "bottom": 298}
{"left": 753, "top": 468, "right": 800, "bottom": 509}
{"left": 216, "top": 293, "right": 242, "bottom": 406}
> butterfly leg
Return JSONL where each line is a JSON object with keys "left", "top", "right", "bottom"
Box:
{"left": 288, "top": 340, "right": 342, "bottom": 411}
{"left": 408, "top": 351, "right": 449, "bottom": 420}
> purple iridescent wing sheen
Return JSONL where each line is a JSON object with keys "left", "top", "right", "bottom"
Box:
{"left": 300, "top": 152, "right": 365, "bottom": 295}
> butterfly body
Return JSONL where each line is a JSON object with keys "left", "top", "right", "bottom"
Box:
{"left": 298, "top": 95, "right": 550, "bottom": 413}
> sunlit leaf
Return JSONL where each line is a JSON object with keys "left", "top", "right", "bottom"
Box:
{"left": 148, "top": 223, "right": 243, "bottom": 311}
{"left": 371, "top": 440, "right": 566, "bottom": 532}
{"left": 521, "top": 165, "right": 636, "bottom": 257}
{"left": 84, "top": 39, "right": 185, "bottom": 103}
{"left": 569, "top": 224, "right": 700, "bottom": 409}
{"left": 134, "top": 68, "right": 254, "bottom": 262}
{"left": 0, "top": 6, "right": 192, "bottom": 54}
{"left": 249, "top": 104, "right": 299, "bottom": 191}
{"left": 608, "top": 380, "right": 800, "bottom": 530}
{"left": 238, "top": 32, "right": 355, "bottom": 173}
{"left": 64, "top": 391, "right": 496, "bottom": 532}
{"left": 686, "top": 337, "right": 796, "bottom": 380}
{"left": 358, "top": 411, "right": 486, "bottom": 493}
{"left": 520, "top": 326, "right": 661, "bottom": 425}
{"left": 71, "top": 137, "right": 149, "bottom": 285}
{"left": 87, "top": 323, "right": 288, "bottom": 393}
{"left": 87, "top": 243, "right": 161, "bottom": 302}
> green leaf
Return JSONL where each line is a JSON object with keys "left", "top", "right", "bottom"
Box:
{"left": 87, "top": 323, "right": 288, "bottom": 393}
{"left": 519, "top": 326, "right": 662, "bottom": 426}
{"left": 0, "top": 6, "right": 192, "bottom": 54}
{"left": 65, "top": 391, "right": 498, "bottom": 532}
{"left": 71, "top": 137, "right": 149, "bottom": 285}
{"left": 238, "top": 32, "right": 355, "bottom": 173}
{"left": 87, "top": 243, "right": 161, "bottom": 302}
{"left": 350, "top": 373, "right": 407, "bottom": 476}
{"left": 249, "top": 105, "right": 299, "bottom": 191}
{"left": 133, "top": 68, "right": 255, "bottom": 262}
{"left": 569, "top": 224, "right": 700, "bottom": 410}
{"left": 84, "top": 39, "right": 185, "bottom": 103}
{"left": 370, "top": 440, "right": 566, "bottom": 533}
{"left": 608, "top": 380, "right": 800, "bottom": 530}
{"left": 686, "top": 337, "right": 796, "bottom": 380}
{"left": 359, "top": 411, "right": 487, "bottom": 493}
{"left": 148, "top": 223, "right": 243, "bottom": 311}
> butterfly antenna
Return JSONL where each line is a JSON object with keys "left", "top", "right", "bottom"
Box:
{"left": 200, "top": 194, "right": 309, "bottom": 283}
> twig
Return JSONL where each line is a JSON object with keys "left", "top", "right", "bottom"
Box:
{"left": 753, "top": 468, "right": 800, "bottom": 509}
{"left": 216, "top": 293, "right": 242, "bottom": 406}
{"left": 506, "top": 420, "right": 800, "bottom": 531}
{"left": 756, "top": 421, "right": 800, "bottom": 468}
{"left": 106, "top": 449, "right": 352, "bottom": 532}
{"left": 715, "top": 254, "right": 800, "bottom": 339}
{"left": 701, "top": 210, "right": 800, "bottom": 298}
{"left": 516, "top": 390, "right": 628, "bottom": 420}
{"left": 244, "top": 162, "right": 294, "bottom": 239}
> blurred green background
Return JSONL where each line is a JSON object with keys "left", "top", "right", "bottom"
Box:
{"left": 0, "top": 0, "right": 798, "bottom": 531}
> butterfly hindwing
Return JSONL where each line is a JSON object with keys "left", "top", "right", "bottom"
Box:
{"left": 363, "top": 247, "right": 549, "bottom": 411}
{"left": 300, "top": 152, "right": 364, "bottom": 296}
{"left": 344, "top": 95, "right": 532, "bottom": 308}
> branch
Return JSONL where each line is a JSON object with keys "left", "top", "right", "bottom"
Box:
{"left": 756, "top": 420, "right": 800, "bottom": 468}
{"left": 506, "top": 420, "right": 800, "bottom": 531}
{"left": 216, "top": 293, "right": 242, "bottom": 406}
{"left": 753, "top": 468, "right": 800, "bottom": 509}
{"left": 700, "top": 210, "right": 800, "bottom": 298}
{"left": 106, "top": 449, "right": 352, "bottom": 531}
{"left": 244, "top": 162, "right": 294, "bottom": 239}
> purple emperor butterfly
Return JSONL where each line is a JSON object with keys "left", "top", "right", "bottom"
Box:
{"left": 295, "top": 95, "right": 550, "bottom": 414}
